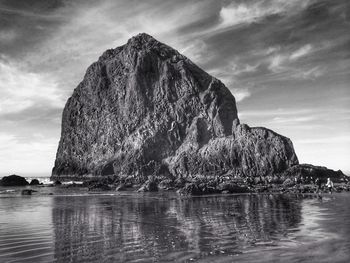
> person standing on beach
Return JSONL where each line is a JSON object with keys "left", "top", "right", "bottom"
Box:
{"left": 326, "top": 178, "right": 334, "bottom": 194}
{"left": 315, "top": 178, "right": 322, "bottom": 194}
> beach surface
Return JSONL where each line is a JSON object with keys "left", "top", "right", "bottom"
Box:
{"left": 0, "top": 186, "right": 349, "bottom": 263}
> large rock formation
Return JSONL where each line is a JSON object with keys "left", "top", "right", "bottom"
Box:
{"left": 52, "top": 33, "right": 298, "bottom": 182}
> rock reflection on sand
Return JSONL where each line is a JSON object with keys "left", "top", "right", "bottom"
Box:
{"left": 52, "top": 194, "right": 302, "bottom": 262}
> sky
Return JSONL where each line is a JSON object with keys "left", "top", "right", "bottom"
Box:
{"left": 0, "top": 0, "right": 349, "bottom": 176}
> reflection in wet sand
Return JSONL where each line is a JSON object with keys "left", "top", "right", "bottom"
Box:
{"left": 52, "top": 194, "right": 302, "bottom": 262}
{"left": 1, "top": 193, "right": 348, "bottom": 262}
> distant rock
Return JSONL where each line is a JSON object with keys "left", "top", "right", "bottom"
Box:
{"left": 282, "top": 164, "right": 347, "bottom": 183}
{"left": 0, "top": 175, "right": 29, "bottom": 186}
{"left": 51, "top": 33, "right": 298, "bottom": 183}
{"left": 54, "top": 180, "right": 62, "bottom": 185}
{"left": 21, "top": 189, "right": 37, "bottom": 195}
{"left": 30, "top": 179, "right": 40, "bottom": 185}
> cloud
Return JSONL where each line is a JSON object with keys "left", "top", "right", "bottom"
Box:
{"left": 264, "top": 44, "right": 326, "bottom": 80}
{"left": 268, "top": 44, "right": 314, "bottom": 71}
{"left": 180, "top": 39, "right": 211, "bottom": 63}
{"left": 218, "top": 0, "right": 312, "bottom": 29}
{"left": 0, "top": 132, "right": 58, "bottom": 176}
{"left": 290, "top": 44, "right": 313, "bottom": 60}
{"left": 295, "top": 66, "right": 324, "bottom": 79}
{"left": 231, "top": 88, "right": 252, "bottom": 102}
{"left": 207, "top": 67, "right": 252, "bottom": 102}
{"left": 0, "top": 59, "right": 64, "bottom": 115}
{"left": 271, "top": 116, "right": 317, "bottom": 124}
{"left": 219, "top": 3, "right": 266, "bottom": 27}
{"left": 231, "top": 62, "right": 259, "bottom": 76}
{"left": 293, "top": 134, "right": 350, "bottom": 171}
{"left": 0, "top": 29, "right": 17, "bottom": 43}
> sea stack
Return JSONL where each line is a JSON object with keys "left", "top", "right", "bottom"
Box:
{"left": 52, "top": 33, "right": 298, "bottom": 182}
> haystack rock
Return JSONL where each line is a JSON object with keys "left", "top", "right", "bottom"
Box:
{"left": 51, "top": 33, "right": 299, "bottom": 182}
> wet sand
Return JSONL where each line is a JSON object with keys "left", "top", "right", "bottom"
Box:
{"left": 0, "top": 189, "right": 349, "bottom": 262}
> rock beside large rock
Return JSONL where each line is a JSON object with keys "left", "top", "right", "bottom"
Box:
{"left": 30, "top": 179, "right": 40, "bottom": 185}
{"left": 0, "top": 175, "right": 29, "bottom": 186}
{"left": 51, "top": 33, "right": 298, "bottom": 182}
{"left": 282, "top": 164, "right": 347, "bottom": 183}
{"left": 167, "top": 123, "right": 297, "bottom": 179}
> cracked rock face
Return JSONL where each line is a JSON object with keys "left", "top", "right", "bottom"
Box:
{"left": 51, "top": 33, "right": 298, "bottom": 181}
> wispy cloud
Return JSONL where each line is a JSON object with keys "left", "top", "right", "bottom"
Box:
{"left": 268, "top": 44, "right": 314, "bottom": 71}
{"left": 0, "top": 29, "right": 17, "bottom": 43}
{"left": 0, "top": 59, "right": 64, "bottom": 115}
{"left": 271, "top": 116, "right": 317, "bottom": 124}
{"left": 218, "top": 0, "right": 312, "bottom": 29}
{"left": 207, "top": 67, "right": 253, "bottom": 102}
{"left": 231, "top": 62, "right": 259, "bottom": 76}
{"left": 263, "top": 43, "right": 327, "bottom": 80}
{"left": 290, "top": 44, "right": 313, "bottom": 60}
{"left": 231, "top": 88, "right": 252, "bottom": 102}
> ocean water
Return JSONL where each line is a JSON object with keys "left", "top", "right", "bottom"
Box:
{"left": 0, "top": 186, "right": 349, "bottom": 263}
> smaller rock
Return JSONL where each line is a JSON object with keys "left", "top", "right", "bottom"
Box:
{"left": 21, "top": 189, "right": 37, "bottom": 195}
{"left": 54, "top": 180, "right": 62, "bottom": 185}
{"left": 137, "top": 177, "right": 158, "bottom": 192}
{"left": 282, "top": 178, "right": 294, "bottom": 187}
{"left": 0, "top": 175, "right": 29, "bottom": 186}
{"left": 30, "top": 179, "right": 40, "bottom": 185}
{"left": 115, "top": 183, "right": 127, "bottom": 191}
{"left": 158, "top": 179, "right": 174, "bottom": 190}
{"left": 177, "top": 183, "right": 202, "bottom": 196}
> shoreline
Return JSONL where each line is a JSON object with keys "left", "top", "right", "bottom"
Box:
{"left": 2, "top": 174, "right": 349, "bottom": 196}
{"left": 1, "top": 181, "right": 349, "bottom": 197}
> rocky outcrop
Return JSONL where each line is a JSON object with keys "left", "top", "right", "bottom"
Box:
{"left": 0, "top": 175, "right": 29, "bottom": 186}
{"left": 51, "top": 33, "right": 298, "bottom": 182}
{"left": 282, "top": 164, "right": 347, "bottom": 183}
{"left": 30, "top": 179, "right": 40, "bottom": 185}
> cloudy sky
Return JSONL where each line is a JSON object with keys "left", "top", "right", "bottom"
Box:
{"left": 0, "top": 0, "right": 349, "bottom": 176}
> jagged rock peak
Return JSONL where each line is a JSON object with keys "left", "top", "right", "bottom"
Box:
{"left": 127, "top": 32, "right": 157, "bottom": 45}
{"left": 99, "top": 33, "right": 182, "bottom": 62}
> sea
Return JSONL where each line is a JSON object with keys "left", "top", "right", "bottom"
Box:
{"left": 0, "top": 179, "right": 350, "bottom": 263}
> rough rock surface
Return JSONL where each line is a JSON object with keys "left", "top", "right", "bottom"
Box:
{"left": 52, "top": 33, "right": 298, "bottom": 182}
